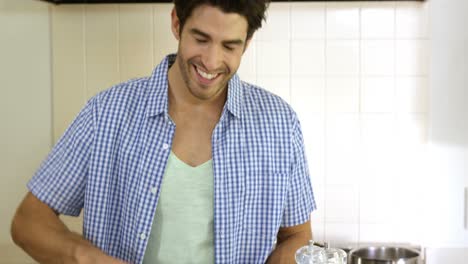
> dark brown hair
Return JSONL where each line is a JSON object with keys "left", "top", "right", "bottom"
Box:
{"left": 173, "top": 0, "right": 270, "bottom": 40}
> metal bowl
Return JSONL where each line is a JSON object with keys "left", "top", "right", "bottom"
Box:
{"left": 348, "top": 246, "right": 420, "bottom": 264}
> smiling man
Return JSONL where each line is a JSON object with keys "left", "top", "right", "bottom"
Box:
{"left": 11, "top": 1, "right": 316, "bottom": 263}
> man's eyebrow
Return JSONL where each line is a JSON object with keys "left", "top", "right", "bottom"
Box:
{"left": 189, "top": 28, "right": 244, "bottom": 46}
{"left": 224, "top": 39, "right": 244, "bottom": 46}
{"left": 190, "top": 28, "right": 211, "bottom": 39}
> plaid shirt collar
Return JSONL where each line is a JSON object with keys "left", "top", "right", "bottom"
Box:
{"left": 146, "top": 54, "right": 244, "bottom": 119}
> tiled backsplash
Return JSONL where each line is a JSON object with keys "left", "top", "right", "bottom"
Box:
{"left": 51, "top": 1, "right": 430, "bottom": 247}
{"left": 243, "top": 1, "right": 430, "bottom": 247}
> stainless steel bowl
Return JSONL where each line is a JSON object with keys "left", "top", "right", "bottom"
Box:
{"left": 348, "top": 246, "right": 420, "bottom": 264}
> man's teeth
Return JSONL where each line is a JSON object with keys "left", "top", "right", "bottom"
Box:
{"left": 196, "top": 67, "right": 218, "bottom": 80}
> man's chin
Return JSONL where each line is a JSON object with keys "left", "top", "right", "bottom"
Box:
{"left": 188, "top": 83, "right": 227, "bottom": 101}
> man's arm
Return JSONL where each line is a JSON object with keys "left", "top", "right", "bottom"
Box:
{"left": 10, "top": 192, "right": 126, "bottom": 264}
{"left": 266, "top": 219, "right": 312, "bottom": 264}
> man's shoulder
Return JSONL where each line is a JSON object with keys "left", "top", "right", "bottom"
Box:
{"left": 240, "top": 80, "right": 294, "bottom": 117}
{"left": 86, "top": 75, "right": 161, "bottom": 116}
{"left": 95, "top": 76, "right": 150, "bottom": 103}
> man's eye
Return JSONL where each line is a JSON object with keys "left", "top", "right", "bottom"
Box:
{"left": 196, "top": 39, "right": 207, "bottom": 43}
{"left": 224, "top": 45, "right": 234, "bottom": 51}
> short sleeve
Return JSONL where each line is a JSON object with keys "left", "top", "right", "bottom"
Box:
{"left": 281, "top": 113, "right": 316, "bottom": 227}
{"left": 27, "top": 98, "right": 96, "bottom": 216}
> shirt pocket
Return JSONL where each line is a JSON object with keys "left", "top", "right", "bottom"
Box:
{"left": 242, "top": 170, "right": 289, "bottom": 236}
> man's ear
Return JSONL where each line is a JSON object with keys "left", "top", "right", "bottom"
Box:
{"left": 171, "top": 8, "right": 181, "bottom": 41}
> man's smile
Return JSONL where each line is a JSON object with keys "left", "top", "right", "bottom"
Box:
{"left": 192, "top": 64, "right": 223, "bottom": 85}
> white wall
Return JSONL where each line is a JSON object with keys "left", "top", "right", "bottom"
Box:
{"left": 424, "top": 0, "right": 468, "bottom": 262}
{"left": 0, "top": 0, "right": 51, "bottom": 262}
{"left": 251, "top": 2, "right": 430, "bottom": 248}
{"left": 50, "top": 3, "right": 177, "bottom": 142}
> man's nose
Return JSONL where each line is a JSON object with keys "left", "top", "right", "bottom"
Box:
{"left": 201, "top": 45, "right": 223, "bottom": 72}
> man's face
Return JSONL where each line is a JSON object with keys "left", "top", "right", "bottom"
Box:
{"left": 171, "top": 4, "right": 250, "bottom": 101}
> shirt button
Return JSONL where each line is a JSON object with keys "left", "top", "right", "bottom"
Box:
{"left": 162, "top": 143, "right": 169, "bottom": 150}
{"left": 150, "top": 187, "right": 157, "bottom": 194}
{"left": 140, "top": 233, "right": 146, "bottom": 240}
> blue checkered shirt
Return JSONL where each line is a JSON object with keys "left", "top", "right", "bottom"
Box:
{"left": 28, "top": 54, "right": 316, "bottom": 264}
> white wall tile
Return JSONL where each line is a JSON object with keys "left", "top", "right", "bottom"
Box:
{"left": 396, "top": 114, "right": 428, "bottom": 145}
{"left": 237, "top": 39, "right": 257, "bottom": 79}
{"left": 308, "top": 128, "right": 326, "bottom": 224}
{"left": 257, "top": 3, "right": 290, "bottom": 41}
{"left": 291, "top": 40, "right": 325, "bottom": 76}
{"left": 326, "top": 114, "right": 361, "bottom": 185}
{"left": 326, "top": 114, "right": 361, "bottom": 150}
{"left": 359, "top": 223, "right": 395, "bottom": 243}
{"left": 0, "top": 243, "right": 37, "bottom": 263}
{"left": 310, "top": 169, "right": 325, "bottom": 202}
{"left": 326, "top": 152, "right": 361, "bottom": 185}
{"left": 360, "top": 156, "right": 398, "bottom": 196}
{"left": 311, "top": 219, "right": 325, "bottom": 243}
{"left": 392, "top": 216, "right": 426, "bottom": 244}
{"left": 396, "top": 40, "right": 429, "bottom": 76}
{"left": 325, "top": 223, "right": 359, "bottom": 248}
{"left": 0, "top": 0, "right": 52, "bottom": 244}
{"left": 361, "top": 2, "right": 395, "bottom": 39}
{"left": 153, "top": 4, "right": 177, "bottom": 64}
{"left": 291, "top": 77, "right": 325, "bottom": 114}
{"left": 391, "top": 169, "right": 427, "bottom": 244}
{"left": 301, "top": 114, "right": 326, "bottom": 207}
{"left": 119, "top": 4, "right": 154, "bottom": 81}
{"left": 396, "top": 77, "right": 428, "bottom": 113}
{"left": 256, "top": 75, "right": 290, "bottom": 103}
{"left": 396, "top": 2, "right": 430, "bottom": 39}
{"left": 361, "top": 77, "right": 395, "bottom": 113}
{"left": 325, "top": 184, "right": 359, "bottom": 223}
{"left": 309, "top": 166, "right": 325, "bottom": 208}
{"left": 85, "top": 5, "right": 120, "bottom": 96}
{"left": 360, "top": 124, "right": 399, "bottom": 237}
{"left": 359, "top": 180, "right": 395, "bottom": 224}
{"left": 310, "top": 197, "right": 324, "bottom": 242}
{"left": 300, "top": 114, "right": 326, "bottom": 198}
{"left": 326, "top": 77, "right": 360, "bottom": 113}
{"left": 425, "top": 249, "right": 468, "bottom": 264}
{"left": 310, "top": 176, "right": 324, "bottom": 242}
{"left": 257, "top": 40, "right": 290, "bottom": 76}
{"left": 361, "top": 114, "right": 397, "bottom": 151}
{"left": 240, "top": 75, "right": 257, "bottom": 86}
{"left": 51, "top": 5, "right": 86, "bottom": 141}
{"left": 361, "top": 40, "right": 394, "bottom": 76}
{"left": 291, "top": 2, "right": 325, "bottom": 40}
{"left": 326, "top": 40, "right": 360, "bottom": 75}
{"left": 326, "top": 2, "right": 360, "bottom": 39}
{"left": 308, "top": 157, "right": 325, "bottom": 195}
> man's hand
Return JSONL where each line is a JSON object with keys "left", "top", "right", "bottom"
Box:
{"left": 11, "top": 192, "right": 129, "bottom": 264}
{"left": 266, "top": 220, "right": 312, "bottom": 264}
